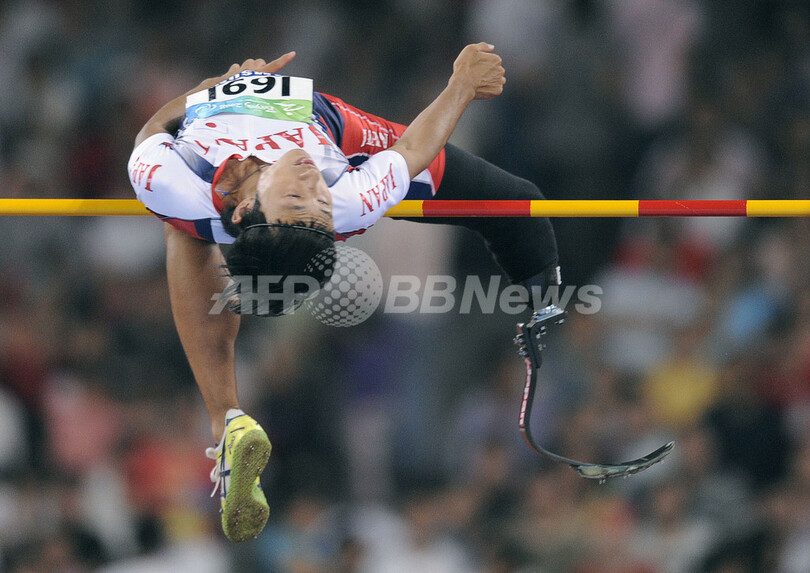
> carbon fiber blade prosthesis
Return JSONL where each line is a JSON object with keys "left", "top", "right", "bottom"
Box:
{"left": 514, "top": 306, "right": 674, "bottom": 482}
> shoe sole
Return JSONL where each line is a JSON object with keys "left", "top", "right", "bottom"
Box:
{"left": 222, "top": 428, "right": 272, "bottom": 542}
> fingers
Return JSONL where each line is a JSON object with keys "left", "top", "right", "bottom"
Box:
{"left": 262, "top": 51, "right": 296, "bottom": 73}
{"left": 459, "top": 43, "right": 502, "bottom": 65}
{"left": 224, "top": 52, "right": 297, "bottom": 78}
{"left": 463, "top": 42, "right": 494, "bottom": 52}
{"left": 455, "top": 42, "right": 505, "bottom": 100}
{"left": 464, "top": 42, "right": 496, "bottom": 56}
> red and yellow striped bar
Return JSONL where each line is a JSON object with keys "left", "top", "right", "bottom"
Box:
{"left": 1, "top": 199, "right": 809, "bottom": 217}
{"left": 385, "top": 199, "right": 810, "bottom": 217}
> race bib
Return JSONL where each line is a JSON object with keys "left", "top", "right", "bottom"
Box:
{"left": 186, "top": 72, "right": 313, "bottom": 123}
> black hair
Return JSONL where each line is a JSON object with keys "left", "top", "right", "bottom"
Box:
{"left": 219, "top": 199, "right": 336, "bottom": 317}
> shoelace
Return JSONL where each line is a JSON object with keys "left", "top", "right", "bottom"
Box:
{"left": 205, "top": 445, "right": 224, "bottom": 498}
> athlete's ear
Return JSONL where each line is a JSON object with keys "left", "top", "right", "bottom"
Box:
{"left": 231, "top": 198, "right": 255, "bottom": 224}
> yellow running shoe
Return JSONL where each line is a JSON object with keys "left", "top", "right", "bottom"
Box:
{"left": 205, "top": 409, "right": 271, "bottom": 542}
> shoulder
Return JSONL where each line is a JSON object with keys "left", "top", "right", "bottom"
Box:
{"left": 128, "top": 133, "right": 219, "bottom": 224}
{"left": 330, "top": 150, "right": 411, "bottom": 234}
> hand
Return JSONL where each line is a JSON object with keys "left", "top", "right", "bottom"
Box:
{"left": 450, "top": 43, "right": 505, "bottom": 100}
{"left": 194, "top": 52, "right": 298, "bottom": 91}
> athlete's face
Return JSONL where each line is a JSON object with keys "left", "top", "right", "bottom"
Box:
{"left": 231, "top": 149, "right": 333, "bottom": 229}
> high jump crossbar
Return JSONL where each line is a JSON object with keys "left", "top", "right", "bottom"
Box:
{"left": 0, "top": 199, "right": 808, "bottom": 217}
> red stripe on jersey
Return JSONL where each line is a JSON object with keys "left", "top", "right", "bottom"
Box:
{"left": 210, "top": 154, "right": 243, "bottom": 213}
{"left": 335, "top": 228, "right": 366, "bottom": 242}
{"left": 431, "top": 146, "right": 445, "bottom": 190}
{"left": 161, "top": 217, "right": 205, "bottom": 240}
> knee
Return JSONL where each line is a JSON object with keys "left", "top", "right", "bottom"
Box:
{"left": 513, "top": 178, "right": 546, "bottom": 201}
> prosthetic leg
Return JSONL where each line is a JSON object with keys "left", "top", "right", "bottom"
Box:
{"left": 514, "top": 283, "right": 674, "bottom": 482}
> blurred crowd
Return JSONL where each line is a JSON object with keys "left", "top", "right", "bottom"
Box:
{"left": 1, "top": 0, "right": 809, "bottom": 571}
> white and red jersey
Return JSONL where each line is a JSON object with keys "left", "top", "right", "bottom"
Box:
{"left": 127, "top": 71, "right": 445, "bottom": 242}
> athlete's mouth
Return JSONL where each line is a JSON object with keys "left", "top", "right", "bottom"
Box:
{"left": 295, "top": 157, "right": 315, "bottom": 166}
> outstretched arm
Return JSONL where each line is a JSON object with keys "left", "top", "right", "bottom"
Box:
{"left": 165, "top": 223, "right": 241, "bottom": 440}
{"left": 150, "top": 54, "right": 296, "bottom": 439}
{"left": 391, "top": 43, "right": 505, "bottom": 179}
{"left": 135, "top": 53, "right": 297, "bottom": 147}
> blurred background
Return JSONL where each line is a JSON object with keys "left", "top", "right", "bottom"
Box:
{"left": 1, "top": 0, "right": 809, "bottom": 571}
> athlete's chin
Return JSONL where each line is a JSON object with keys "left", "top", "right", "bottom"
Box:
{"left": 282, "top": 148, "right": 311, "bottom": 160}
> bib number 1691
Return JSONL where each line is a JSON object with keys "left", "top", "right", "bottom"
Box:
{"left": 207, "top": 76, "right": 291, "bottom": 100}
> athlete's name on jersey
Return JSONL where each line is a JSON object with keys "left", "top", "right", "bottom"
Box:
{"left": 360, "top": 128, "right": 389, "bottom": 149}
{"left": 193, "top": 124, "right": 332, "bottom": 155}
{"left": 360, "top": 164, "right": 397, "bottom": 216}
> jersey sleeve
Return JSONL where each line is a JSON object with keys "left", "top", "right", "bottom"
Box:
{"left": 319, "top": 93, "right": 446, "bottom": 196}
{"left": 127, "top": 134, "right": 226, "bottom": 242}
{"left": 330, "top": 149, "right": 410, "bottom": 234}
{"left": 319, "top": 93, "right": 405, "bottom": 156}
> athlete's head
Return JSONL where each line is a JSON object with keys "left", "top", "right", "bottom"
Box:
{"left": 234, "top": 148, "right": 334, "bottom": 230}
{"left": 220, "top": 150, "right": 336, "bottom": 317}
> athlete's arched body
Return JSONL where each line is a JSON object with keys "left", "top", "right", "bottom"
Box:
{"left": 129, "top": 46, "right": 561, "bottom": 542}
